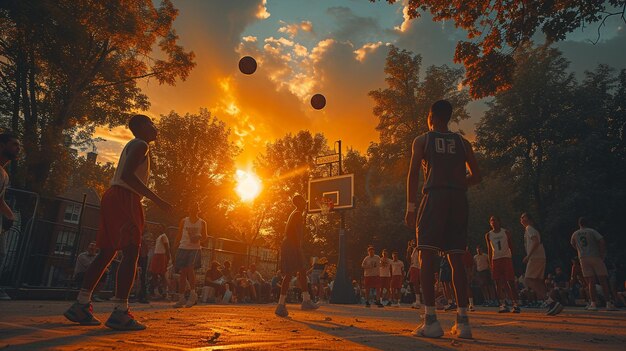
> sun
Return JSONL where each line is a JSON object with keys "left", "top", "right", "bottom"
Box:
{"left": 235, "top": 169, "right": 262, "bottom": 202}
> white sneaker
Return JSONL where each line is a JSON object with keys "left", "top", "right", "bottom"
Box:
{"left": 185, "top": 291, "right": 198, "bottom": 307}
{"left": 412, "top": 314, "right": 444, "bottom": 338}
{"left": 411, "top": 302, "right": 421, "bottom": 309}
{"left": 606, "top": 302, "right": 618, "bottom": 311}
{"left": 173, "top": 295, "right": 187, "bottom": 308}
{"left": 450, "top": 315, "right": 472, "bottom": 339}
{"left": 395, "top": 302, "right": 401, "bottom": 307}
{"left": 585, "top": 304, "right": 598, "bottom": 311}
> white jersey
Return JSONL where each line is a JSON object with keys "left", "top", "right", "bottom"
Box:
{"left": 390, "top": 260, "right": 404, "bottom": 276}
{"left": 178, "top": 217, "right": 205, "bottom": 250}
{"left": 410, "top": 247, "right": 420, "bottom": 268}
{"left": 379, "top": 257, "right": 392, "bottom": 277}
{"left": 154, "top": 233, "right": 169, "bottom": 254}
{"left": 570, "top": 228, "right": 603, "bottom": 258}
{"left": 110, "top": 138, "right": 150, "bottom": 195}
{"left": 362, "top": 255, "right": 380, "bottom": 277}
{"left": 488, "top": 228, "right": 512, "bottom": 260}
{"left": 524, "top": 225, "right": 546, "bottom": 259}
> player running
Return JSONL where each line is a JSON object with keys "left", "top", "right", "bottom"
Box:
{"left": 405, "top": 100, "right": 482, "bottom": 339}
{"left": 520, "top": 212, "right": 563, "bottom": 316}
{"left": 486, "top": 216, "right": 521, "bottom": 313}
{"left": 64, "top": 114, "right": 172, "bottom": 330}
{"left": 570, "top": 217, "right": 617, "bottom": 311}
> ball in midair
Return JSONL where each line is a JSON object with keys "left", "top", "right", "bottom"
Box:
{"left": 238, "top": 56, "right": 257, "bottom": 75}
{"left": 311, "top": 94, "right": 326, "bottom": 110}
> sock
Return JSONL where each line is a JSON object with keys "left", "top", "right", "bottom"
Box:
{"left": 114, "top": 299, "right": 129, "bottom": 311}
{"left": 77, "top": 289, "right": 92, "bottom": 304}
{"left": 425, "top": 305, "right": 436, "bottom": 316}
{"left": 302, "top": 292, "right": 311, "bottom": 302}
{"left": 415, "top": 294, "right": 421, "bottom": 303}
{"left": 469, "top": 297, "right": 474, "bottom": 305}
{"left": 279, "top": 295, "right": 286, "bottom": 305}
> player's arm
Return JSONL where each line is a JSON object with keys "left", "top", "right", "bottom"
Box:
{"left": 485, "top": 232, "right": 492, "bottom": 262}
{"left": 524, "top": 236, "right": 540, "bottom": 262}
{"left": 120, "top": 142, "right": 171, "bottom": 211}
{"left": 174, "top": 218, "right": 184, "bottom": 249}
{"left": 463, "top": 138, "right": 482, "bottom": 187}
{"left": 405, "top": 135, "right": 425, "bottom": 228}
{"left": 505, "top": 229, "right": 514, "bottom": 253}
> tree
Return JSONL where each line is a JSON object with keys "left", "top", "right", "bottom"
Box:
{"left": 149, "top": 109, "right": 238, "bottom": 226}
{"left": 369, "top": 46, "right": 470, "bottom": 162}
{"left": 0, "top": 0, "right": 195, "bottom": 193}
{"left": 376, "top": 0, "right": 626, "bottom": 98}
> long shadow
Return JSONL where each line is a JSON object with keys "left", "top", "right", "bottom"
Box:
{"left": 1, "top": 328, "right": 154, "bottom": 351}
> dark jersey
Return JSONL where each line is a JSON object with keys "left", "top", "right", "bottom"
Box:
{"left": 421, "top": 131, "right": 468, "bottom": 193}
{"left": 284, "top": 210, "right": 304, "bottom": 243}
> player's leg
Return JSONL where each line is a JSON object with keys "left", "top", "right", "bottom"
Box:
{"left": 585, "top": 276, "right": 598, "bottom": 310}
{"left": 298, "top": 268, "right": 318, "bottom": 310}
{"left": 275, "top": 272, "right": 292, "bottom": 316}
{"left": 448, "top": 253, "right": 468, "bottom": 308}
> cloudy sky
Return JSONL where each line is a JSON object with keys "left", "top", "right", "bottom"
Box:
{"left": 94, "top": 0, "right": 626, "bottom": 168}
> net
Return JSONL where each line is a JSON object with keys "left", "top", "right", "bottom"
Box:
{"left": 317, "top": 197, "right": 334, "bottom": 215}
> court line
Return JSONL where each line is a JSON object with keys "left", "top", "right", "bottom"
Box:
{"left": 483, "top": 321, "right": 521, "bottom": 327}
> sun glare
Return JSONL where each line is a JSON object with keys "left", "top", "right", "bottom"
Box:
{"left": 235, "top": 169, "right": 262, "bottom": 202}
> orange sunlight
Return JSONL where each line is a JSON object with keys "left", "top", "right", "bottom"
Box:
{"left": 235, "top": 169, "right": 262, "bottom": 202}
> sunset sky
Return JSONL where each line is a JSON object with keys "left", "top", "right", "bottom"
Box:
{"left": 93, "top": 0, "right": 626, "bottom": 167}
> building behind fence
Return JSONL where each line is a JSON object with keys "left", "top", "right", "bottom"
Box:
{"left": 0, "top": 187, "right": 278, "bottom": 293}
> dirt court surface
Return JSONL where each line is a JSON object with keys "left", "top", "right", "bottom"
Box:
{"left": 1, "top": 300, "right": 625, "bottom": 350}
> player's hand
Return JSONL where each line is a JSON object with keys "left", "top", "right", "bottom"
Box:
{"left": 522, "top": 256, "right": 529, "bottom": 264}
{"left": 404, "top": 210, "right": 417, "bottom": 228}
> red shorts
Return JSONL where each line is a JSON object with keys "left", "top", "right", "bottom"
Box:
{"left": 364, "top": 276, "right": 379, "bottom": 289}
{"left": 149, "top": 253, "right": 168, "bottom": 274}
{"left": 391, "top": 275, "right": 403, "bottom": 289}
{"left": 96, "top": 186, "right": 144, "bottom": 250}
{"left": 379, "top": 276, "right": 391, "bottom": 290}
{"left": 492, "top": 257, "right": 515, "bottom": 281}
{"left": 409, "top": 267, "right": 420, "bottom": 285}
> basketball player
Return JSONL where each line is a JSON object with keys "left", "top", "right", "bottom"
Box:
{"left": 390, "top": 251, "right": 405, "bottom": 307}
{"left": 408, "top": 242, "right": 422, "bottom": 309}
{"left": 520, "top": 212, "right": 563, "bottom": 316}
{"left": 64, "top": 115, "right": 172, "bottom": 330}
{"left": 570, "top": 217, "right": 617, "bottom": 311}
{"left": 362, "top": 246, "right": 384, "bottom": 307}
{"left": 379, "top": 249, "right": 392, "bottom": 306}
{"left": 405, "top": 100, "right": 482, "bottom": 339}
{"left": 173, "top": 203, "right": 207, "bottom": 308}
{"left": 275, "top": 195, "right": 319, "bottom": 317}
{"left": 0, "top": 133, "right": 19, "bottom": 301}
{"left": 485, "top": 216, "right": 521, "bottom": 313}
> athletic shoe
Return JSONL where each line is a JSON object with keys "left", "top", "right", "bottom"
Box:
{"left": 0, "top": 289, "right": 11, "bottom": 300}
{"left": 450, "top": 315, "right": 473, "bottom": 339}
{"left": 185, "top": 291, "right": 198, "bottom": 308}
{"left": 546, "top": 301, "right": 564, "bottom": 316}
{"left": 606, "top": 302, "right": 618, "bottom": 311}
{"left": 365, "top": 301, "right": 371, "bottom": 308}
{"left": 585, "top": 304, "right": 598, "bottom": 311}
{"left": 386, "top": 300, "right": 393, "bottom": 307}
{"left": 105, "top": 308, "right": 146, "bottom": 331}
{"left": 375, "top": 301, "right": 384, "bottom": 308}
{"left": 301, "top": 299, "right": 319, "bottom": 310}
{"left": 395, "top": 302, "right": 401, "bottom": 307}
{"left": 275, "top": 304, "right": 289, "bottom": 317}
{"left": 444, "top": 302, "right": 457, "bottom": 312}
{"left": 91, "top": 295, "right": 105, "bottom": 302}
{"left": 468, "top": 304, "right": 475, "bottom": 312}
{"left": 63, "top": 302, "right": 101, "bottom": 326}
{"left": 412, "top": 314, "right": 444, "bottom": 338}
{"left": 411, "top": 302, "right": 421, "bottom": 309}
{"left": 173, "top": 295, "right": 187, "bottom": 308}
{"left": 512, "top": 305, "right": 521, "bottom": 313}
{"left": 498, "top": 305, "right": 510, "bottom": 313}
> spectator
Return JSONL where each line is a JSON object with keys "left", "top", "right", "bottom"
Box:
{"left": 149, "top": 225, "right": 170, "bottom": 299}
{"left": 474, "top": 246, "right": 496, "bottom": 306}
{"left": 136, "top": 230, "right": 153, "bottom": 304}
{"left": 235, "top": 266, "right": 255, "bottom": 303}
{"left": 309, "top": 257, "right": 328, "bottom": 302}
{"left": 379, "top": 249, "right": 392, "bottom": 306}
{"left": 74, "top": 242, "right": 98, "bottom": 286}
{"left": 221, "top": 260, "right": 233, "bottom": 285}
{"left": 203, "top": 261, "right": 225, "bottom": 302}
{"left": 270, "top": 270, "right": 283, "bottom": 302}
{"left": 570, "top": 257, "right": 588, "bottom": 303}
{"left": 247, "top": 263, "right": 269, "bottom": 302}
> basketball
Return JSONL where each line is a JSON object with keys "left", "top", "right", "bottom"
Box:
{"left": 311, "top": 94, "right": 326, "bottom": 110}
{"left": 238, "top": 56, "right": 257, "bottom": 75}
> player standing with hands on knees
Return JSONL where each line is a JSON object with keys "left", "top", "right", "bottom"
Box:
{"left": 0, "top": 132, "right": 20, "bottom": 301}
{"left": 64, "top": 114, "right": 172, "bottom": 330}
{"left": 405, "top": 100, "right": 482, "bottom": 339}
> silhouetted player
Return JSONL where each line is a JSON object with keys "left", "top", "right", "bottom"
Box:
{"left": 64, "top": 114, "right": 172, "bottom": 330}
{"left": 275, "top": 194, "right": 319, "bottom": 317}
{"left": 405, "top": 100, "right": 481, "bottom": 339}
{"left": 0, "top": 133, "right": 20, "bottom": 301}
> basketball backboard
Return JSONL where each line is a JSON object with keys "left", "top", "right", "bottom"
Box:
{"left": 308, "top": 174, "right": 354, "bottom": 213}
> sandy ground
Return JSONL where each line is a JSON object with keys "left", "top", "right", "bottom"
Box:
{"left": 1, "top": 300, "right": 625, "bottom": 351}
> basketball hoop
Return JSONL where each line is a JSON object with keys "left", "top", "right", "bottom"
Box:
{"left": 317, "top": 197, "right": 335, "bottom": 215}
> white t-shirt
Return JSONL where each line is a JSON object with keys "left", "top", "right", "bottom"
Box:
{"left": 571, "top": 228, "right": 603, "bottom": 258}
{"left": 110, "top": 138, "right": 150, "bottom": 195}
{"left": 379, "top": 257, "right": 392, "bottom": 277}
{"left": 362, "top": 255, "right": 380, "bottom": 277}
{"left": 488, "top": 228, "right": 512, "bottom": 260}
{"left": 524, "top": 225, "right": 546, "bottom": 259}
{"left": 154, "top": 233, "right": 169, "bottom": 254}
{"left": 474, "top": 253, "right": 490, "bottom": 272}
{"left": 390, "top": 260, "right": 404, "bottom": 276}
{"left": 178, "top": 217, "right": 206, "bottom": 250}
